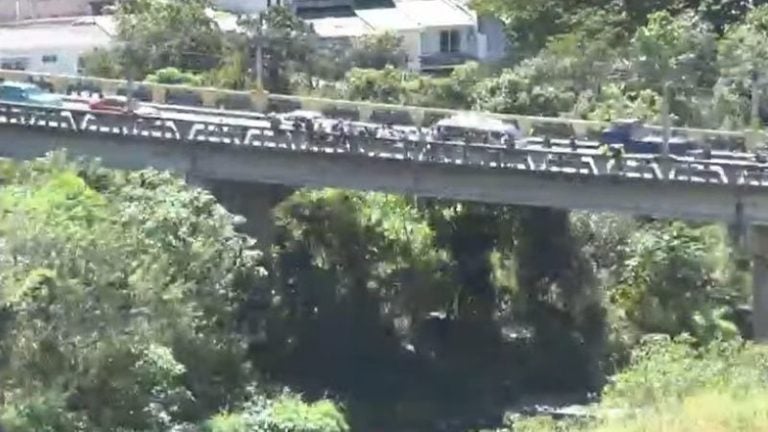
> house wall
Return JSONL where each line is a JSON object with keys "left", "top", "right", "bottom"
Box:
{"left": 420, "top": 25, "right": 477, "bottom": 56}
{"left": 0, "top": 47, "right": 89, "bottom": 75}
{"left": 477, "top": 15, "right": 507, "bottom": 61}
{"left": 398, "top": 29, "right": 421, "bottom": 71}
{"left": 0, "top": 0, "right": 93, "bottom": 22}
{"left": 213, "top": 0, "right": 271, "bottom": 14}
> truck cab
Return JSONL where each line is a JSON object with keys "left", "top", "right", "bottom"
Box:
{"left": 600, "top": 119, "right": 697, "bottom": 156}
{"left": 0, "top": 81, "right": 63, "bottom": 107}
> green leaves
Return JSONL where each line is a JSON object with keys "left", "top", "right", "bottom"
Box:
{"left": 629, "top": 11, "right": 717, "bottom": 90}
{"left": 116, "top": 0, "right": 224, "bottom": 77}
{"left": 0, "top": 156, "right": 265, "bottom": 431}
{"left": 611, "top": 222, "right": 745, "bottom": 341}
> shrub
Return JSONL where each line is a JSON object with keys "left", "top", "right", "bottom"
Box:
{"left": 250, "top": 394, "right": 349, "bottom": 432}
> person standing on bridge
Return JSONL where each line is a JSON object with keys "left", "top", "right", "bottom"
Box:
{"left": 502, "top": 132, "right": 516, "bottom": 150}
{"left": 611, "top": 145, "right": 625, "bottom": 172}
{"left": 270, "top": 114, "right": 282, "bottom": 134}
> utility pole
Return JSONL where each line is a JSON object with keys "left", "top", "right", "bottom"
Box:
{"left": 661, "top": 81, "right": 672, "bottom": 158}
{"left": 744, "top": 69, "right": 763, "bottom": 151}
{"left": 254, "top": 12, "right": 264, "bottom": 90}
{"left": 752, "top": 69, "right": 761, "bottom": 130}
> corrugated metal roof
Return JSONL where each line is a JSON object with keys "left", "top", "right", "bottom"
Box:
{"left": 393, "top": 0, "right": 474, "bottom": 27}
{"left": 306, "top": 16, "right": 372, "bottom": 38}
{"left": 355, "top": 7, "right": 419, "bottom": 31}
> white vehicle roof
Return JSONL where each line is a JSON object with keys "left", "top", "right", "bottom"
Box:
{"left": 280, "top": 110, "right": 324, "bottom": 120}
{"left": 436, "top": 113, "right": 520, "bottom": 135}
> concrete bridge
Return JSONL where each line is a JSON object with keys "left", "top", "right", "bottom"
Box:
{"left": 0, "top": 100, "right": 767, "bottom": 340}
{"left": 0, "top": 68, "right": 758, "bottom": 146}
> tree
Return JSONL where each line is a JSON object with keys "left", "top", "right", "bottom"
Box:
{"left": 0, "top": 155, "right": 265, "bottom": 431}
{"left": 348, "top": 32, "right": 407, "bottom": 70}
{"left": 78, "top": 48, "right": 123, "bottom": 79}
{"left": 344, "top": 66, "right": 410, "bottom": 104}
{"left": 715, "top": 5, "right": 768, "bottom": 127}
{"left": 611, "top": 222, "right": 745, "bottom": 342}
{"left": 629, "top": 10, "right": 717, "bottom": 93}
{"left": 115, "top": 0, "right": 224, "bottom": 79}
{"left": 238, "top": 6, "right": 317, "bottom": 92}
{"left": 473, "top": 68, "right": 577, "bottom": 116}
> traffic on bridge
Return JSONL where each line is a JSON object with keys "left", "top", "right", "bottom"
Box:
{"left": 1, "top": 83, "right": 768, "bottom": 189}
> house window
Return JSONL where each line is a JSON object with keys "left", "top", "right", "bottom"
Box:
{"left": 1, "top": 58, "right": 28, "bottom": 71}
{"left": 440, "top": 29, "right": 460, "bottom": 53}
{"left": 42, "top": 54, "right": 58, "bottom": 63}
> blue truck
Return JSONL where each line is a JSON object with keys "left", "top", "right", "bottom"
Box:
{"left": 600, "top": 119, "right": 698, "bottom": 156}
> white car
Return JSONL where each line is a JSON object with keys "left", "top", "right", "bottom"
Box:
{"left": 277, "top": 110, "right": 325, "bottom": 123}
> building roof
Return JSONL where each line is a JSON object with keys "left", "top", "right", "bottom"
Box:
{"left": 355, "top": 7, "right": 420, "bottom": 31}
{"left": 0, "top": 17, "right": 114, "bottom": 53}
{"left": 393, "top": 0, "right": 475, "bottom": 27}
{"left": 306, "top": 16, "right": 372, "bottom": 38}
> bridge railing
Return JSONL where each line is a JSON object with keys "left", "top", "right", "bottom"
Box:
{"left": 0, "top": 69, "right": 754, "bottom": 148}
{"left": 1, "top": 100, "right": 767, "bottom": 187}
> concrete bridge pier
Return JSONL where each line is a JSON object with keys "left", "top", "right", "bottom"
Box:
{"left": 752, "top": 225, "right": 768, "bottom": 342}
{"left": 186, "top": 175, "right": 293, "bottom": 247}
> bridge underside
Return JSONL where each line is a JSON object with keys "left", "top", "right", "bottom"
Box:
{"left": 0, "top": 126, "right": 763, "bottom": 225}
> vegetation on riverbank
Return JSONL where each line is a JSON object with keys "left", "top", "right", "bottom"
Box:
{"left": 0, "top": 154, "right": 761, "bottom": 431}
{"left": 6, "top": 0, "right": 768, "bottom": 429}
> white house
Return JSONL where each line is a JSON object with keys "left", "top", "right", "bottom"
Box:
{"left": 307, "top": 0, "right": 500, "bottom": 72}
{"left": 0, "top": 0, "right": 95, "bottom": 23}
{"left": 354, "top": 7, "right": 421, "bottom": 71}
{"left": 393, "top": 0, "right": 485, "bottom": 71}
{"left": 0, "top": 16, "right": 115, "bottom": 75}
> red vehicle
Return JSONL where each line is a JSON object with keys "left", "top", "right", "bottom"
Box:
{"left": 88, "top": 95, "right": 159, "bottom": 117}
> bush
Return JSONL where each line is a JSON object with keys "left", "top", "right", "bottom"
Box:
{"left": 250, "top": 394, "right": 349, "bottom": 432}
{"left": 145, "top": 67, "right": 203, "bottom": 86}
{"left": 482, "top": 338, "right": 768, "bottom": 432}
{"left": 602, "top": 336, "right": 768, "bottom": 409}
{"left": 207, "top": 392, "right": 349, "bottom": 432}
{"left": 204, "top": 412, "right": 249, "bottom": 432}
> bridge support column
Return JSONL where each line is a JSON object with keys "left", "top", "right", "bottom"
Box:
{"left": 751, "top": 225, "right": 768, "bottom": 342}
{"left": 193, "top": 178, "right": 293, "bottom": 248}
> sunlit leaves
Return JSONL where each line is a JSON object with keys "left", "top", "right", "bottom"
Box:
{"left": 0, "top": 156, "right": 265, "bottom": 430}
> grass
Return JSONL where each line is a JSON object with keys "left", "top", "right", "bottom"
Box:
{"left": 507, "top": 337, "right": 768, "bottom": 432}
{"left": 592, "top": 389, "right": 768, "bottom": 432}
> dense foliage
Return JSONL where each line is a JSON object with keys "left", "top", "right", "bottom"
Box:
{"left": 0, "top": 154, "right": 755, "bottom": 430}
{"left": 18, "top": 0, "right": 768, "bottom": 429}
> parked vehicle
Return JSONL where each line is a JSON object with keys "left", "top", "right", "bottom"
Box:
{"left": 600, "top": 119, "right": 698, "bottom": 156}
{"left": 88, "top": 95, "right": 160, "bottom": 117}
{"left": 0, "top": 81, "right": 63, "bottom": 106}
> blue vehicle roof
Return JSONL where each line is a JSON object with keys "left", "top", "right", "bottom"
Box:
{"left": 0, "top": 81, "right": 41, "bottom": 90}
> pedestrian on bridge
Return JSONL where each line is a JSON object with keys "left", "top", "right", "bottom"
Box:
{"left": 611, "top": 145, "right": 625, "bottom": 172}
{"left": 270, "top": 115, "right": 282, "bottom": 135}
{"left": 502, "top": 132, "right": 516, "bottom": 150}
